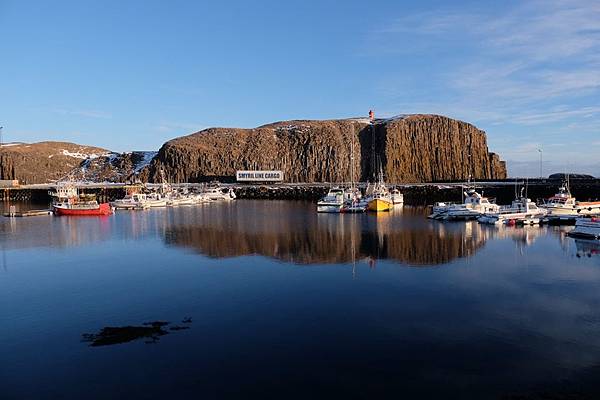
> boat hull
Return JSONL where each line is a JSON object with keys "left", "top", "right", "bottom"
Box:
{"left": 569, "top": 220, "right": 600, "bottom": 239}
{"left": 53, "top": 203, "right": 113, "bottom": 216}
{"left": 368, "top": 198, "right": 393, "bottom": 212}
{"left": 317, "top": 204, "right": 343, "bottom": 213}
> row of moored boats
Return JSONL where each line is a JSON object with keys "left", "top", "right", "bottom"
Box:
{"left": 49, "top": 182, "right": 235, "bottom": 216}
{"left": 316, "top": 173, "right": 404, "bottom": 213}
{"left": 428, "top": 182, "right": 600, "bottom": 239}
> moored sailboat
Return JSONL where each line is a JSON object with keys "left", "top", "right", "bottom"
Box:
{"left": 366, "top": 169, "right": 393, "bottom": 212}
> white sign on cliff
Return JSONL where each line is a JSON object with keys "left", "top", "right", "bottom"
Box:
{"left": 236, "top": 170, "right": 284, "bottom": 182}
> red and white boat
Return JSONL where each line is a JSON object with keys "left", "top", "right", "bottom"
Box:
{"left": 50, "top": 183, "right": 114, "bottom": 216}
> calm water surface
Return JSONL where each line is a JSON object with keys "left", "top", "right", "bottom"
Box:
{"left": 2, "top": 200, "right": 600, "bottom": 399}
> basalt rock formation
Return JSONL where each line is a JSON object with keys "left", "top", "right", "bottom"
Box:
{"left": 148, "top": 114, "right": 506, "bottom": 183}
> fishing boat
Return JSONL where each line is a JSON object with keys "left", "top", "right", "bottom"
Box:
{"left": 478, "top": 196, "right": 547, "bottom": 225}
{"left": 429, "top": 188, "right": 499, "bottom": 220}
{"left": 167, "top": 194, "right": 197, "bottom": 206}
{"left": 541, "top": 181, "right": 600, "bottom": 218}
{"left": 145, "top": 192, "right": 168, "bottom": 207}
{"left": 317, "top": 187, "right": 345, "bottom": 213}
{"left": 568, "top": 218, "right": 600, "bottom": 240}
{"left": 51, "top": 183, "right": 113, "bottom": 216}
{"left": 366, "top": 175, "right": 393, "bottom": 212}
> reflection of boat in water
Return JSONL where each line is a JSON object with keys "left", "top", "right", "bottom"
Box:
{"left": 163, "top": 204, "right": 491, "bottom": 266}
{"left": 573, "top": 238, "right": 600, "bottom": 257}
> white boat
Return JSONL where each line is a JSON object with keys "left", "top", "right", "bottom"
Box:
{"left": 145, "top": 192, "right": 168, "bottom": 207}
{"left": 390, "top": 188, "right": 404, "bottom": 205}
{"left": 202, "top": 183, "right": 236, "bottom": 201}
{"left": 430, "top": 189, "right": 499, "bottom": 220}
{"left": 568, "top": 218, "right": 600, "bottom": 240}
{"left": 167, "top": 195, "right": 197, "bottom": 207}
{"left": 317, "top": 187, "right": 345, "bottom": 213}
{"left": 541, "top": 182, "right": 600, "bottom": 217}
{"left": 340, "top": 188, "right": 368, "bottom": 213}
{"left": 478, "top": 197, "right": 547, "bottom": 225}
{"left": 340, "top": 137, "right": 367, "bottom": 213}
{"left": 111, "top": 193, "right": 150, "bottom": 210}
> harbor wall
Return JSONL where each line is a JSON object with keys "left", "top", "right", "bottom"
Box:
{"left": 3, "top": 180, "right": 600, "bottom": 206}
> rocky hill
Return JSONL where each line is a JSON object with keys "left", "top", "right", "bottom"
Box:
{"left": 0, "top": 141, "right": 156, "bottom": 184}
{"left": 147, "top": 114, "right": 506, "bottom": 183}
{"left": 0, "top": 114, "right": 506, "bottom": 184}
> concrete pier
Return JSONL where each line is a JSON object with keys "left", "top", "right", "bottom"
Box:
{"left": 2, "top": 179, "right": 599, "bottom": 206}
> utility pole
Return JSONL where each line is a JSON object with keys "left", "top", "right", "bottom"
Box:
{"left": 537, "top": 148, "right": 543, "bottom": 179}
{"left": 0, "top": 126, "right": 3, "bottom": 148}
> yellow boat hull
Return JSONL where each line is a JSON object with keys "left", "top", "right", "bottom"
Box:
{"left": 368, "top": 198, "right": 393, "bottom": 212}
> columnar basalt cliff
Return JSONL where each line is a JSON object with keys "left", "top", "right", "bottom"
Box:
{"left": 366, "top": 115, "right": 506, "bottom": 182}
{"left": 148, "top": 114, "right": 506, "bottom": 183}
{"left": 147, "top": 119, "right": 366, "bottom": 183}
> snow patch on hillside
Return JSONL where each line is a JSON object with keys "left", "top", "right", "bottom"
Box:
{"left": 134, "top": 151, "right": 158, "bottom": 172}
{"left": 61, "top": 149, "right": 110, "bottom": 159}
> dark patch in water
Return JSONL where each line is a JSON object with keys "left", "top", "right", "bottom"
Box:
{"left": 169, "top": 325, "right": 190, "bottom": 331}
{"left": 82, "top": 319, "right": 191, "bottom": 347}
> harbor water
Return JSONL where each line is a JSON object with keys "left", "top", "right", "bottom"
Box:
{"left": 2, "top": 200, "right": 600, "bottom": 399}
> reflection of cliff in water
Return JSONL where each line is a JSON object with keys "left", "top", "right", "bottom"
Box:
{"left": 163, "top": 203, "right": 491, "bottom": 266}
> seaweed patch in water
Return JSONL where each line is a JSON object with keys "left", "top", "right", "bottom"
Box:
{"left": 82, "top": 320, "right": 191, "bottom": 347}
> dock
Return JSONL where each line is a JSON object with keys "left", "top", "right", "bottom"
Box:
{"left": 4, "top": 208, "right": 53, "bottom": 217}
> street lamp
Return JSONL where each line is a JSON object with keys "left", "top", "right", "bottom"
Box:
{"left": 537, "top": 148, "right": 543, "bottom": 179}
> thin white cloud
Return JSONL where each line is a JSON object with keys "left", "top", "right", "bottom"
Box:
{"left": 155, "top": 122, "right": 205, "bottom": 133}
{"left": 370, "top": 0, "right": 600, "bottom": 131}
{"left": 52, "top": 108, "right": 112, "bottom": 119}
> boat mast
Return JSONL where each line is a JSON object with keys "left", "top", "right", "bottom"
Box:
{"left": 350, "top": 130, "right": 355, "bottom": 190}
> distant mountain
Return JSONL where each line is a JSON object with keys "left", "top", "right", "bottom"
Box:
{"left": 549, "top": 173, "right": 596, "bottom": 180}
{"left": 507, "top": 160, "right": 600, "bottom": 179}
{"left": 0, "top": 141, "right": 156, "bottom": 184}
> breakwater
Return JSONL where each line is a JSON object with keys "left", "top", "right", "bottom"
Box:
{"left": 0, "top": 187, "right": 125, "bottom": 203}
{"left": 3, "top": 180, "right": 600, "bottom": 206}
{"left": 233, "top": 180, "right": 600, "bottom": 205}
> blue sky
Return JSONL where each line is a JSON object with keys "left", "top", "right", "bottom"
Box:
{"left": 1, "top": 0, "right": 599, "bottom": 176}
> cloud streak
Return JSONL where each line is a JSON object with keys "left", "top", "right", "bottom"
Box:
{"left": 52, "top": 108, "right": 112, "bottom": 119}
{"left": 369, "top": 0, "right": 600, "bottom": 164}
